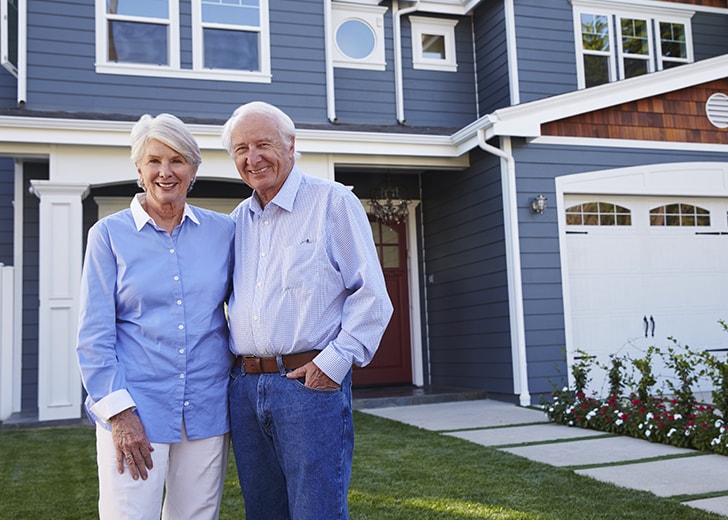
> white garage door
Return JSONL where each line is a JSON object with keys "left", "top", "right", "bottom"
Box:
{"left": 564, "top": 195, "right": 728, "bottom": 396}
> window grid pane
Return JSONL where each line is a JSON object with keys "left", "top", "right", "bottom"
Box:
{"left": 565, "top": 202, "right": 632, "bottom": 226}
{"left": 649, "top": 203, "right": 711, "bottom": 226}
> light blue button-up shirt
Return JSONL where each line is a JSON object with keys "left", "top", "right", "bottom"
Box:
{"left": 77, "top": 194, "right": 234, "bottom": 443}
{"left": 228, "top": 166, "right": 394, "bottom": 384}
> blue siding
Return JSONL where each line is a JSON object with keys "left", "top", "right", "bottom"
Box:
{"left": 422, "top": 148, "right": 513, "bottom": 397}
{"left": 473, "top": 1, "right": 510, "bottom": 115}
{"left": 398, "top": 14, "right": 477, "bottom": 128}
{"left": 19, "top": 0, "right": 479, "bottom": 129}
{"left": 0, "top": 159, "right": 13, "bottom": 265}
{"left": 692, "top": 12, "right": 728, "bottom": 61}
{"left": 511, "top": 140, "right": 728, "bottom": 396}
{"left": 21, "top": 162, "right": 46, "bottom": 413}
{"left": 514, "top": 0, "right": 578, "bottom": 104}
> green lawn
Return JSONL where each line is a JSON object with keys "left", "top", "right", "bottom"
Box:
{"left": 0, "top": 411, "right": 722, "bottom": 519}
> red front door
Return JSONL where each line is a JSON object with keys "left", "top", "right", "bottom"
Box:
{"left": 353, "top": 217, "right": 412, "bottom": 386}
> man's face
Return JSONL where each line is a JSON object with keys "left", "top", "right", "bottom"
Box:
{"left": 230, "top": 112, "right": 295, "bottom": 207}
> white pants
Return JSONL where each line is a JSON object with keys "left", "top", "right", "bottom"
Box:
{"left": 96, "top": 422, "right": 229, "bottom": 520}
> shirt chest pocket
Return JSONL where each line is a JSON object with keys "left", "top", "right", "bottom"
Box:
{"left": 281, "top": 240, "right": 319, "bottom": 290}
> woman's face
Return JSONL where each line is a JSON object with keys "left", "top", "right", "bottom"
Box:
{"left": 137, "top": 139, "right": 196, "bottom": 210}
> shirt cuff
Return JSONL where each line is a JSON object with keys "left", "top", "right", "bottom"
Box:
{"left": 89, "top": 389, "right": 136, "bottom": 423}
{"left": 313, "top": 348, "right": 351, "bottom": 385}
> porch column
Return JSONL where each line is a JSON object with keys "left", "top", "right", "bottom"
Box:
{"left": 29, "top": 181, "right": 89, "bottom": 421}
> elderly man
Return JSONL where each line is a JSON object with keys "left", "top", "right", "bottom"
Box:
{"left": 222, "top": 101, "right": 393, "bottom": 520}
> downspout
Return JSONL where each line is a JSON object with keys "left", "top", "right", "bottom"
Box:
{"left": 503, "top": 0, "right": 519, "bottom": 105}
{"left": 17, "top": 0, "right": 26, "bottom": 106}
{"left": 477, "top": 129, "right": 531, "bottom": 407}
{"left": 324, "top": 0, "right": 337, "bottom": 122}
{"left": 393, "top": 0, "right": 420, "bottom": 124}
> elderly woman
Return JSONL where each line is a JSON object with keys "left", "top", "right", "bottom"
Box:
{"left": 76, "top": 113, "right": 234, "bottom": 519}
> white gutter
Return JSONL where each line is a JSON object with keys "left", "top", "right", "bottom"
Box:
{"left": 324, "top": 0, "right": 337, "bottom": 123}
{"left": 394, "top": 0, "right": 421, "bottom": 124}
{"left": 477, "top": 129, "right": 531, "bottom": 406}
{"left": 17, "top": 0, "right": 27, "bottom": 105}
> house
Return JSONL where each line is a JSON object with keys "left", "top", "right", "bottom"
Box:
{"left": 0, "top": 0, "right": 726, "bottom": 424}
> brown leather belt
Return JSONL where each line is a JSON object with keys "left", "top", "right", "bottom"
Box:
{"left": 234, "top": 350, "right": 318, "bottom": 374}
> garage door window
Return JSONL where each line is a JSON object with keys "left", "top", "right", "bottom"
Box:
{"left": 649, "top": 203, "right": 710, "bottom": 227}
{"left": 565, "top": 201, "right": 631, "bottom": 226}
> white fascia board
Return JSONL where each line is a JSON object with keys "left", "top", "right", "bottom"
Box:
{"left": 483, "top": 54, "right": 728, "bottom": 139}
{"left": 532, "top": 135, "right": 728, "bottom": 154}
{"left": 0, "top": 115, "right": 468, "bottom": 164}
{"left": 375, "top": 0, "right": 481, "bottom": 15}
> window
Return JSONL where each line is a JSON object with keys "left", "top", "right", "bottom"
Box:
{"left": 566, "top": 202, "right": 632, "bottom": 226}
{"left": 573, "top": 1, "right": 693, "bottom": 89}
{"left": 409, "top": 16, "right": 458, "bottom": 72}
{"left": 331, "top": 2, "right": 386, "bottom": 70}
{"left": 650, "top": 203, "right": 710, "bottom": 227}
{"left": 96, "top": 0, "right": 271, "bottom": 82}
{"left": 1, "top": 0, "right": 18, "bottom": 76}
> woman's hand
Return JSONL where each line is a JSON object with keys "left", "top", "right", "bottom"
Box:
{"left": 109, "top": 408, "right": 155, "bottom": 480}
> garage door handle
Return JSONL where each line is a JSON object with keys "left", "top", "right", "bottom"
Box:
{"left": 650, "top": 315, "right": 655, "bottom": 337}
{"left": 644, "top": 316, "right": 649, "bottom": 337}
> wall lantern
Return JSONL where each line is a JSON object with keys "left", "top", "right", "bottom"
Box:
{"left": 370, "top": 178, "right": 410, "bottom": 225}
{"left": 531, "top": 194, "right": 547, "bottom": 215}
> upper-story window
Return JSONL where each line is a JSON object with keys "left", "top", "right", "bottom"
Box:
{"left": 96, "top": 0, "right": 271, "bottom": 82}
{"left": 331, "top": 2, "right": 386, "bottom": 71}
{"left": 572, "top": 1, "right": 693, "bottom": 89}
{"left": 1, "top": 0, "right": 18, "bottom": 76}
{"left": 409, "top": 16, "right": 458, "bottom": 72}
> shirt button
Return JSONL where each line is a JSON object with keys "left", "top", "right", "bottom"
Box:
{"left": 179, "top": 374, "right": 185, "bottom": 379}
{"left": 177, "top": 300, "right": 182, "bottom": 305}
{"left": 178, "top": 324, "right": 184, "bottom": 330}
{"left": 179, "top": 348, "right": 185, "bottom": 354}
{"left": 264, "top": 220, "right": 270, "bottom": 226}
{"left": 174, "top": 275, "right": 180, "bottom": 281}
{"left": 169, "top": 248, "right": 175, "bottom": 254}
{"left": 261, "top": 252, "right": 266, "bottom": 257}
{"left": 184, "top": 401, "right": 190, "bottom": 407}
{"left": 256, "top": 282, "right": 262, "bottom": 288}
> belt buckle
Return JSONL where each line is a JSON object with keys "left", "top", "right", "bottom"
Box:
{"left": 243, "top": 355, "right": 262, "bottom": 373}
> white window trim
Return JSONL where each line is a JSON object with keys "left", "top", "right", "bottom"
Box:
{"left": 95, "top": 0, "right": 271, "bottom": 83}
{"left": 572, "top": 0, "right": 694, "bottom": 89}
{"left": 1, "top": 0, "right": 18, "bottom": 76}
{"left": 190, "top": 0, "right": 271, "bottom": 81}
{"left": 331, "top": 2, "right": 387, "bottom": 71}
{"left": 409, "top": 16, "right": 458, "bottom": 72}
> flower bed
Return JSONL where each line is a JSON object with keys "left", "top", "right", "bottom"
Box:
{"left": 543, "top": 337, "right": 728, "bottom": 456}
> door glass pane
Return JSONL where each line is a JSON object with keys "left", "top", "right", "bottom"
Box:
{"left": 108, "top": 21, "right": 168, "bottom": 64}
{"left": 381, "top": 224, "right": 398, "bottom": 244}
{"left": 382, "top": 246, "right": 399, "bottom": 268}
{"left": 203, "top": 28, "right": 259, "bottom": 70}
{"left": 369, "top": 221, "right": 381, "bottom": 242}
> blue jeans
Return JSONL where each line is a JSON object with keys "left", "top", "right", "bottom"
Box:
{"left": 229, "top": 365, "right": 353, "bottom": 520}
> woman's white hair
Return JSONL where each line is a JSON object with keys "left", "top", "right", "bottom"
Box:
{"left": 221, "top": 101, "right": 299, "bottom": 158}
{"left": 130, "top": 113, "right": 202, "bottom": 169}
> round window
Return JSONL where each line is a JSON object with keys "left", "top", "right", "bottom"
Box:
{"left": 336, "top": 19, "right": 375, "bottom": 60}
